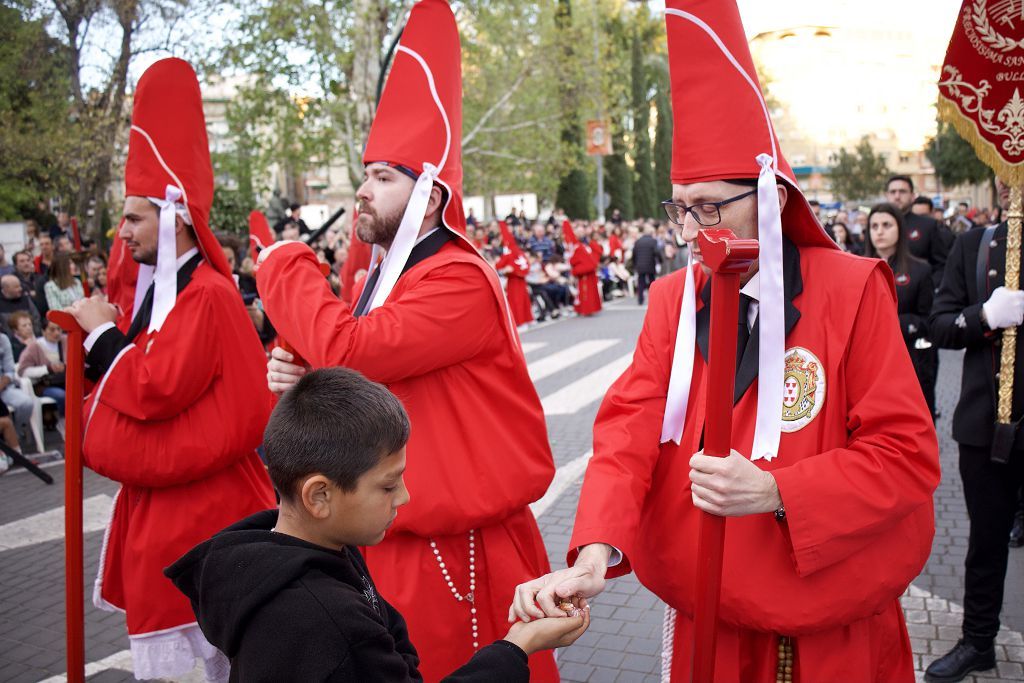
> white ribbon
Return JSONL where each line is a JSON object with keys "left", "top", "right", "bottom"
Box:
{"left": 660, "top": 250, "right": 697, "bottom": 444}
{"left": 367, "top": 163, "right": 439, "bottom": 312}
{"left": 146, "top": 185, "right": 184, "bottom": 334}
{"left": 751, "top": 153, "right": 785, "bottom": 462}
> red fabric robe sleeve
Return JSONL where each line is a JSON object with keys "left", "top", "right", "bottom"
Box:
{"left": 771, "top": 266, "right": 940, "bottom": 576}
{"left": 257, "top": 242, "right": 501, "bottom": 384}
{"left": 94, "top": 289, "right": 220, "bottom": 422}
{"left": 569, "top": 274, "right": 677, "bottom": 576}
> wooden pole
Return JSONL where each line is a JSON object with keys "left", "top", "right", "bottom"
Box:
{"left": 690, "top": 229, "right": 759, "bottom": 683}
{"left": 48, "top": 310, "right": 85, "bottom": 683}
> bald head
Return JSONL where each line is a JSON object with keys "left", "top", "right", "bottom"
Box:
{"left": 1, "top": 275, "right": 22, "bottom": 300}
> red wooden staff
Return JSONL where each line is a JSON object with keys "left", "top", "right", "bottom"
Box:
{"left": 690, "top": 229, "right": 758, "bottom": 683}
{"left": 47, "top": 310, "right": 85, "bottom": 683}
{"left": 70, "top": 217, "right": 82, "bottom": 252}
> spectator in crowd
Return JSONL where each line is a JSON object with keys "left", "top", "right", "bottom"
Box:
{"left": 24, "top": 219, "right": 41, "bottom": 256}
{"left": 0, "top": 275, "right": 42, "bottom": 336}
{"left": 34, "top": 235, "right": 54, "bottom": 276}
{"left": 885, "top": 175, "right": 952, "bottom": 290}
{"left": 14, "top": 250, "right": 48, "bottom": 317}
{"left": 808, "top": 198, "right": 822, "bottom": 224}
{"left": 831, "top": 222, "right": 862, "bottom": 255}
{"left": 864, "top": 203, "right": 936, "bottom": 417}
{"left": 609, "top": 208, "right": 623, "bottom": 226}
{"left": 55, "top": 235, "right": 73, "bottom": 254}
{"left": 50, "top": 211, "right": 73, "bottom": 241}
{"left": 0, "top": 332, "right": 34, "bottom": 443}
{"left": 0, "top": 246, "right": 14, "bottom": 278}
{"left": 912, "top": 196, "right": 934, "bottom": 216}
{"left": 85, "top": 255, "right": 107, "bottom": 297}
{"left": 6, "top": 311, "right": 34, "bottom": 362}
{"left": 274, "top": 203, "right": 309, "bottom": 235}
{"left": 222, "top": 244, "right": 275, "bottom": 347}
{"left": 280, "top": 221, "right": 301, "bottom": 242}
{"left": 17, "top": 319, "right": 67, "bottom": 418}
{"left": 632, "top": 225, "right": 660, "bottom": 305}
{"left": 43, "top": 252, "right": 85, "bottom": 311}
{"left": 527, "top": 224, "right": 555, "bottom": 262}
{"left": 466, "top": 207, "right": 478, "bottom": 227}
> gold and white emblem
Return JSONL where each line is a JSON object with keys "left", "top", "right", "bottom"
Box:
{"left": 780, "top": 346, "right": 825, "bottom": 433}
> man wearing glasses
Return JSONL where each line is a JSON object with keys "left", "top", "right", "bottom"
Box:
{"left": 511, "top": 1, "right": 939, "bottom": 679}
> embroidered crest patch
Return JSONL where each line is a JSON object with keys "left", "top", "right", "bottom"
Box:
{"left": 781, "top": 346, "right": 826, "bottom": 433}
{"left": 895, "top": 273, "right": 910, "bottom": 286}
{"left": 909, "top": 228, "right": 921, "bottom": 241}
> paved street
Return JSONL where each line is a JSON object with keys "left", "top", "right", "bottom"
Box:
{"left": 2, "top": 297, "right": 1024, "bottom": 681}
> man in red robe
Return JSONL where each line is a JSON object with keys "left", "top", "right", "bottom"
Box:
{"left": 495, "top": 220, "right": 534, "bottom": 327}
{"left": 255, "top": 2, "right": 557, "bottom": 680}
{"left": 563, "top": 220, "right": 602, "bottom": 317}
{"left": 66, "top": 58, "right": 275, "bottom": 681}
{"left": 511, "top": 2, "right": 939, "bottom": 681}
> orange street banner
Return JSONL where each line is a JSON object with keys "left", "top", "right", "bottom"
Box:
{"left": 586, "top": 119, "right": 612, "bottom": 156}
{"left": 938, "top": 1, "right": 1024, "bottom": 183}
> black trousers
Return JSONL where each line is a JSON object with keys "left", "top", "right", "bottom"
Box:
{"left": 959, "top": 443, "right": 1024, "bottom": 647}
{"left": 637, "top": 272, "right": 656, "bottom": 304}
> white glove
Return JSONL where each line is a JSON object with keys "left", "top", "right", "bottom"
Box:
{"left": 983, "top": 286, "right": 1024, "bottom": 329}
{"left": 266, "top": 346, "right": 306, "bottom": 395}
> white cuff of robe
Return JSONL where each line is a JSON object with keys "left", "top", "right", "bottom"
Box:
{"left": 574, "top": 544, "right": 623, "bottom": 567}
{"left": 84, "top": 322, "right": 117, "bottom": 352}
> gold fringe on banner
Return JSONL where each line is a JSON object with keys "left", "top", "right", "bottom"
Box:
{"left": 937, "top": 95, "right": 1024, "bottom": 187}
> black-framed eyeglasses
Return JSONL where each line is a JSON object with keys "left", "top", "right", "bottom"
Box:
{"left": 661, "top": 189, "right": 757, "bottom": 227}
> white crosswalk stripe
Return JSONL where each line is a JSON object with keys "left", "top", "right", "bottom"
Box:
{"left": 0, "top": 494, "right": 112, "bottom": 552}
{"left": 527, "top": 339, "right": 618, "bottom": 383}
{"left": 520, "top": 341, "right": 547, "bottom": 354}
{"left": 541, "top": 353, "right": 633, "bottom": 416}
{"left": 531, "top": 451, "right": 592, "bottom": 518}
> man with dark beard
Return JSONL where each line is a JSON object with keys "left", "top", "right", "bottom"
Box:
{"left": 253, "top": 2, "right": 557, "bottom": 680}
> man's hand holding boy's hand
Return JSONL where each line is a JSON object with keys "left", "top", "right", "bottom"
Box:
{"left": 503, "top": 597, "right": 590, "bottom": 655}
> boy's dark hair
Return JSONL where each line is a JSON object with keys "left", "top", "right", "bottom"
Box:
{"left": 912, "top": 195, "right": 934, "bottom": 210}
{"left": 263, "top": 368, "right": 410, "bottom": 501}
{"left": 886, "top": 175, "right": 914, "bottom": 192}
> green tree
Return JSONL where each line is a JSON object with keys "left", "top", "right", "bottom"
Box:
{"left": 209, "top": 186, "right": 251, "bottom": 235}
{"left": 0, "top": 5, "right": 71, "bottom": 219}
{"left": 552, "top": 0, "right": 591, "bottom": 219}
{"left": 926, "top": 119, "right": 994, "bottom": 190}
{"left": 630, "top": 28, "right": 656, "bottom": 218}
{"left": 606, "top": 126, "right": 634, "bottom": 219}
{"left": 653, "top": 73, "right": 673, "bottom": 207}
{"left": 828, "top": 136, "right": 890, "bottom": 202}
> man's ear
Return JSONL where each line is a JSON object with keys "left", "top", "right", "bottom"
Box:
{"left": 424, "top": 186, "right": 444, "bottom": 222}
{"left": 299, "top": 475, "right": 334, "bottom": 520}
{"left": 174, "top": 213, "right": 187, "bottom": 236}
{"left": 776, "top": 183, "right": 789, "bottom": 213}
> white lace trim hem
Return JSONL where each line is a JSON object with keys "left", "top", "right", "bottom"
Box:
{"left": 129, "top": 623, "right": 229, "bottom": 682}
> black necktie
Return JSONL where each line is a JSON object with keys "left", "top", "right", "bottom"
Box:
{"left": 353, "top": 266, "right": 382, "bottom": 318}
{"left": 736, "top": 294, "right": 752, "bottom": 372}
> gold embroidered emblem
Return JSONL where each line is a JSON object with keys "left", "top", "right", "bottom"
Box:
{"left": 780, "top": 346, "right": 826, "bottom": 433}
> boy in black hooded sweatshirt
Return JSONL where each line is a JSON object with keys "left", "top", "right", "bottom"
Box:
{"left": 166, "top": 367, "right": 589, "bottom": 682}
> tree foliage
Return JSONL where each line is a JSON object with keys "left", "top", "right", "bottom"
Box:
{"left": 630, "top": 27, "right": 656, "bottom": 218}
{"left": 829, "top": 136, "right": 890, "bottom": 202}
{"left": 925, "top": 119, "right": 994, "bottom": 190}
{"left": 653, "top": 71, "right": 673, "bottom": 208}
{"left": 0, "top": 4, "right": 72, "bottom": 219}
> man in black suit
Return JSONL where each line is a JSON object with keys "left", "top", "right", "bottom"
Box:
{"left": 886, "top": 175, "right": 953, "bottom": 290}
{"left": 927, "top": 179, "right": 1024, "bottom": 681}
{"left": 631, "top": 226, "right": 660, "bottom": 305}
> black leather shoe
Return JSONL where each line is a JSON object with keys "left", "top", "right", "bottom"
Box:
{"left": 925, "top": 640, "right": 996, "bottom": 682}
{"left": 1010, "top": 512, "right": 1024, "bottom": 548}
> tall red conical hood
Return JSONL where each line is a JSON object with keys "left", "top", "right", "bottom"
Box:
{"left": 248, "top": 210, "right": 275, "bottom": 262}
{"left": 664, "top": 0, "right": 831, "bottom": 250}
{"left": 498, "top": 221, "right": 522, "bottom": 257}
{"left": 362, "top": 0, "right": 464, "bottom": 234}
{"left": 561, "top": 220, "right": 580, "bottom": 246}
{"left": 124, "top": 57, "right": 232, "bottom": 278}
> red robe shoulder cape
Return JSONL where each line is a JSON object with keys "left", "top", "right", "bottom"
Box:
{"left": 569, "top": 243, "right": 602, "bottom": 316}
{"left": 256, "top": 239, "right": 557, "bottom": 681}
{"left": 86, "top": 262, "right": 276, "bottom": 645}
{"left": 496, "top": 251, "right": 534, "bottom": 326}
{"left": 570, "top": 247, "right": 939, "bottom": 682}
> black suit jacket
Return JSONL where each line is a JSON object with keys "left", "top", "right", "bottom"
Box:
{"left": 930, "top": 221, "right": 1024, "bottom": 448}
{"left": 904, "top": 212, "right": 953, "bottom": 289}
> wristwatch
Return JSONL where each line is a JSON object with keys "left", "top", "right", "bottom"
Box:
{"left": 774, "top": 504, "right": 786, "bottom": 521}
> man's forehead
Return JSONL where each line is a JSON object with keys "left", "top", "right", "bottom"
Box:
{"left": 672, "top": 180, "right": 745, "bottom": 201}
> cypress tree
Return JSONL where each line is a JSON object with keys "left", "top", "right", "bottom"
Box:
{"left": 553, "top": 0, "right": 592, "bottom": 219}
{"left": 653, "top": 80, "right": 674, "bottom": 208}
{"left": 606, "top": 126, "right": 634, "bottom": 220}
{"left": 631, "top": 31, "right": 657, "bottom": 218}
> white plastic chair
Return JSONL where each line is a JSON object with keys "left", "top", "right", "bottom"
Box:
{"left": 18, "top": 375, "right": 56, "bottom": 452}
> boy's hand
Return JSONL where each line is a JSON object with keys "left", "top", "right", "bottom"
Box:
{"left": 503, "top": 605, "right": 590, "bottom": 655}
{"left": 509, "top": 543, "right": 609, "bottom": 622}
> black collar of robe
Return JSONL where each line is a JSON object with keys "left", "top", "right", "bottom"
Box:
{"left": 126, "top": 251, "right": 204, "bottom": 342}
{"left": 353, "top": 227, "right": 454, "bottom": 317}
{"left": 695, "top": 236, "right": 802, "bottom": 404}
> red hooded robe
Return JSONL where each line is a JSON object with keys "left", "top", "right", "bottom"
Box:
{"left": 568, "top": 2, "right": 939, "bottom": 681}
